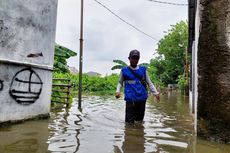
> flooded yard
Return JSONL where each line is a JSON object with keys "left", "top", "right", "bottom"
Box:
{"left": 0, "top": 91, "right": 229, "bottom": 153}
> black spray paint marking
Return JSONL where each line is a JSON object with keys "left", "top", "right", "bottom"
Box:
{"left": 0, "top": 80, "right": 3, "bottom": 91}
{"left": 9, "top": 68, "right": 43, "bottom": 105}
{"left": 27, "top": 52, "right": 43, "bottom": 58}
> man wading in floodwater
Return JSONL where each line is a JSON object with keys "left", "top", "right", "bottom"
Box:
{"left": 115, "top": 49, "right": 160, "bottom": 124}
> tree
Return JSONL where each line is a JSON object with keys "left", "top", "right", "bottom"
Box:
{"left": 111, "top": 60, "right": 127, "bottom": 70}
{"left": 149, "top": 21, "right": 189, "bottom": 85}
{"left": 111, "top": 60, "right": 150, "bottom": 70}
{"left": 148, "top": 55, "right": 166, "bottom": 86}
{"left": 54, "top": 44, "right": 77, "bottom": 73}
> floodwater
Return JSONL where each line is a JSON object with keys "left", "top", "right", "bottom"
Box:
{"left": 0, "top": 91, "right": 229, "bottom": 153}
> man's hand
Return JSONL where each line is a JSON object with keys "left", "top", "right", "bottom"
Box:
{"left": 115, "top": 92, "right": 121, "bottom": 99}
{"left": 154, "top": 94, "right": 160, "bottom": 102}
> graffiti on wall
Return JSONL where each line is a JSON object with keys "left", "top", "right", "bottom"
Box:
{"left": 0, "top": 80, "right": 3, "bottom": 91}
{"left": 9, "top": 68, "right": 43, "bottom": 105}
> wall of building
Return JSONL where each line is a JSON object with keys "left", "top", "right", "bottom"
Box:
{"left": 194, "top": 0, "right": 201, "bottom": 134}
{"left": 0, "top": 0, "right": 58, "bottom": 122}
{"left": 196, "top": 0, "right": 230, "bottom": 142}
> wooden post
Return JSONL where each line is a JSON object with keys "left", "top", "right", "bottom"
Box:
{"left": 66, "top": 79, "right": 71, "bottom": 107}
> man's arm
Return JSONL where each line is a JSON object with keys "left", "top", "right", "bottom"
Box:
{"left": 115, "top": 71, "right": 124, "bottom": 98}
{"left": 145, "top": 71, "right": 160, "bottom": 101}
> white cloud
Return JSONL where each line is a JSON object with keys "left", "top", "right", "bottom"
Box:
{"left": 55, "top": 0, "right": 187, "bottom": 75}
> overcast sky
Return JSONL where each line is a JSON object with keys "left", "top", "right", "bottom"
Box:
{"left": 55, "top": 0, "right": 188, "bottom": 75}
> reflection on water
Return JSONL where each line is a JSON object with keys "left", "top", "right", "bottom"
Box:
{"left": 0, "top": 91, "right": 230, "bottom": 153}
{"left": 120, "top": 124, "right": 146, "bottom": 153}
{"left": 0, "top": 120, "right": 49, "bottom": 153}
{"left": 47, "top": 106, "right": 82, "bottom": 152}
{"left": 5, "top": 139, "right": 38, "bottom": 153}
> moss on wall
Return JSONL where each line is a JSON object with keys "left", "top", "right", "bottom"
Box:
{"left": 197, "top": 0, "right": 230, "bottom": 143}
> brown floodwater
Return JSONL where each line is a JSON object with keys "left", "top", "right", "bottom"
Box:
{"left": 0, "top": 91, "right": 229, "bottom": 153}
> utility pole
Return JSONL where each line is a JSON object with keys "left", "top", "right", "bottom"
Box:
{"left": 185, "top": 46, "right": 189, "bottom": 96}
{"left": 185, "top": 47, "right": 188, "bottom": 78}
{"left": 78, "top": 0, "right": 84, "bottom": 110}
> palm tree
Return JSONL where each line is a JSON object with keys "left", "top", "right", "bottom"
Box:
{"left": 111, "top": 59, "right": 149, "bottom": 70}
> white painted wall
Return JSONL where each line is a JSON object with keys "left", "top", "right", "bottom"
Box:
{"left": 193, "top": 0, "right": 201, "bottom": 133}
{"left": 0, "top": 0, "right": 57, "bottom": 66}
{"left": 0, "top": 0, "right": 58, "bottom": 122}
{"left": 190, "top": 40, "right": 195, "bottom": 114}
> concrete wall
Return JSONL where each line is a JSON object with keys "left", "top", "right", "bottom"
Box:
{"left": 0, "top": 0, "right": 58, "bottom": 122}
{"left": 189, "top": 41, "right": 195, "bottom": 113}
{"left": 196, "top": 0, "right": 230, "bottom": 142}
{"left": 0, "top": 0, "right": 57, "bottom": 66}
{"left": 194, "top": 0, "right": 201, "bottom": 134}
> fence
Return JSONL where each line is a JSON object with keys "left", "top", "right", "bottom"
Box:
{"left": 51, "top": 78, "right": 72, "bottom": 106}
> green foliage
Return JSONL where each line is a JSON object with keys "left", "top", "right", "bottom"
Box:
{"left": 111, "top": 59, "right": 150, "bottom": 70}
{"left": 139, "top": 63, "right": 150, "bottom": 68}
{"left": 111, "top": 60, "right": 128, "bottom": 70}
{"left": 51, "top": 78, "right": 74, "bottom": 107}
{"left": 111, "top": 65, "right": 125, "bottom": 70}
{"left": 54, "top": 44, "right": 77, "bottom": 73}
{"left": 148, "top": 56, "right": 166, "bottom": 87}
{"left": 53, "top": 72, "right": 119, "bottom": 95}
{"left": 148, "top": 21, "right": 189, "bottom": 86}
{"left": 177, "top": 74, "right": 188, "bottom": 90}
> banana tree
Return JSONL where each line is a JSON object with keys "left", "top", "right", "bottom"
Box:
{"left": 139, "top": 63, "right": 150, "bottom": 68}
{"left": 54, "top": 44, "right": 77, "bottom": 73}
{"left": 111, "top": 60, "right": 128, "bottom": 70}
{"left": 111, "top": 59, "right": 149, "bottom": 70}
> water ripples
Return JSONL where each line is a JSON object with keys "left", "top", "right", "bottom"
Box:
{"left": 47, "top": 93, "right": 196, "bottom": 153}
{"left": 1, "top": 93, "right": 230, "bottom": 153}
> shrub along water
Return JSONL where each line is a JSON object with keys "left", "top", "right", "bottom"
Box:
{"left": 53, "top": 72, "right": 119, "bottom": 96}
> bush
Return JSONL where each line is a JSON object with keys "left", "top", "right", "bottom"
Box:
{"left": 52, "top": 72, "right": 119, "bottom": 95}
{"left": 177, "top": 74, "right": 189, "bottom": 95}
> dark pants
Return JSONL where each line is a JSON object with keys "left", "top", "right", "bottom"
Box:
{"left": 125, "top": 101, "right": 146, "bottom": 123}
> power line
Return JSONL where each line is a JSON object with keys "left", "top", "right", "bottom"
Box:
{"left": 147, "top": 0, "right": 188, "bottom": 6}
{"left": 93, "top": 0, "right": 159, "bottom": 42}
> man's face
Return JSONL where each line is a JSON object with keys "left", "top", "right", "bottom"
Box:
{"left": 129, "top": 56, "right": 139, "bottom": 67}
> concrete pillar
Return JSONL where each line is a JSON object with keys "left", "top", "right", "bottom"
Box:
{"left": 197, "top": 0, "right": 230, "bottom": 142}
{"left": 0, "top": 0, "right": 58, "bottom": 122}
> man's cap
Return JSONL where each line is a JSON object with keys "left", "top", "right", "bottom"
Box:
{"left": 129, "top": 50, "right": 140, "bottom": 57}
